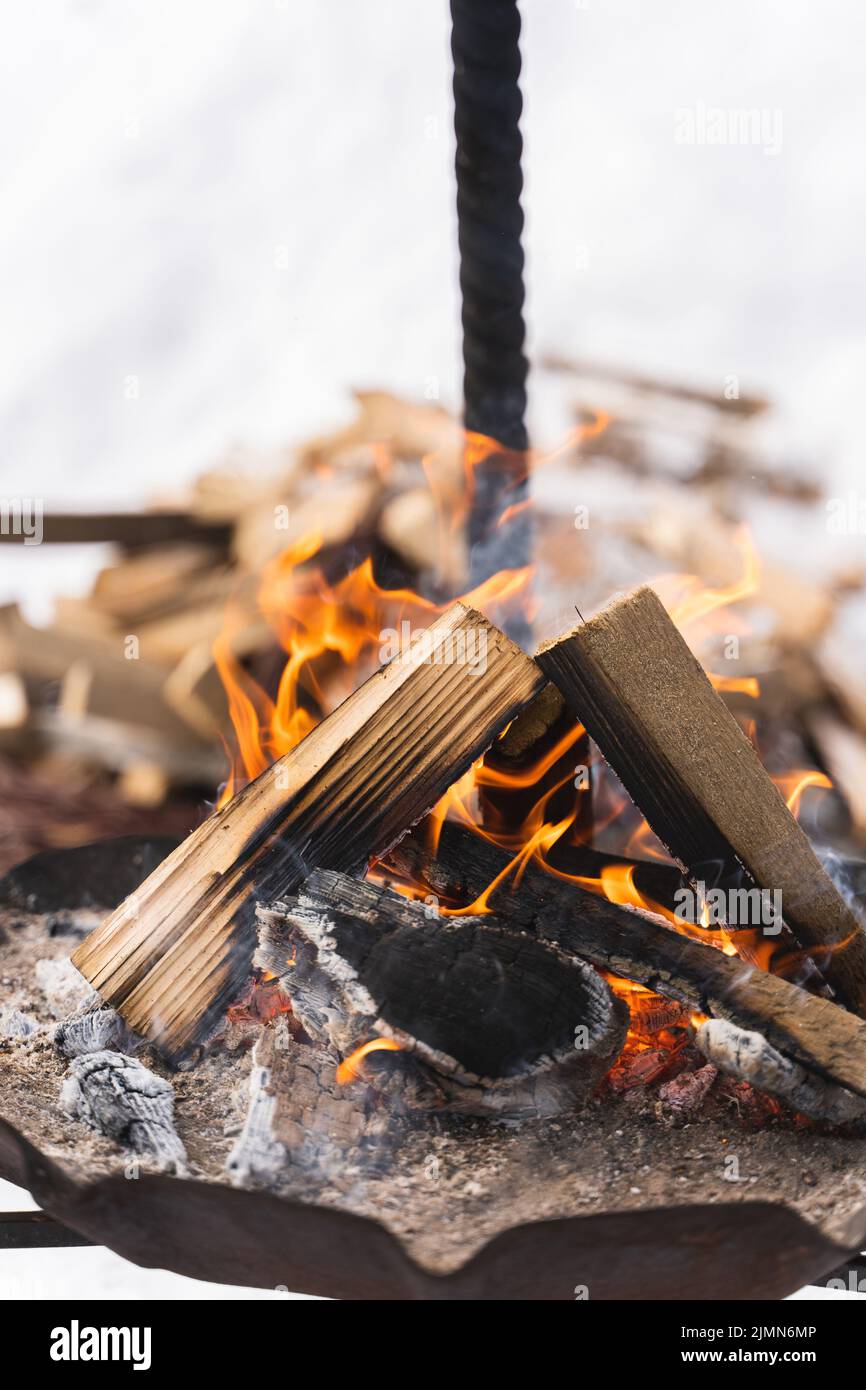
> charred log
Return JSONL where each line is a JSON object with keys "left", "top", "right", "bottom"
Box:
{"left": 256, "top": 871, "right": 628, "bottom": 1119}
{"left": 227, "top": 1016, "right": 400, "bottom": 1184}
{"left": 386, "top": 821, "right": 866, "bottom": 1098}
{"left": 54, "top": 1008, "right": 137, "bottom": 1059}
{"left": 696, "top": 1019, "right": 866, "bottom": 1128}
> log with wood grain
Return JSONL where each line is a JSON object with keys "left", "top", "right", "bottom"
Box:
{"left": 72, "top": 604, "right": 544, "bottom": 1063}
{"left": 536, "top": 585, "right": 866, "bottom": 1018}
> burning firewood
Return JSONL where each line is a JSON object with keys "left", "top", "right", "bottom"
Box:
{"left": 256, "top": 870, "right": 628, "bottom": 1119}
{"left": 386, "top": 821, "right": 866, "bottom": 1098}
{"left": 536, "top": 585, "right": 866, "bottom": 1018}
{"left": 695, "top": 1020, "right": 866, "bottom": 1128}
{"left": 72, "top": 604, "right": 544, "bottom": 1063}
{"left": 226, "top": 1015, "right": 397, "bottom": 1185}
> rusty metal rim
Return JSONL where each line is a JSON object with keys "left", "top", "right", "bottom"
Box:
{"left": 0, "top": 1116, "right": 862, "bottom": 1300}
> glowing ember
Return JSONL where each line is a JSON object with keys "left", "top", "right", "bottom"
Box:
{"left": 227, "top": 974, "right": 293, "bottom": 1026}
{"left": 336, "top": 1037, "right": 404, "bottom": 1085}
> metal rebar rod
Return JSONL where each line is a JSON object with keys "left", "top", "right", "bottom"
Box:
{"left": 451, "top": 0, "right": 531, "bottom": 623}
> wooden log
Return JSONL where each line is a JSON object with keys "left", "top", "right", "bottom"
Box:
{"left": 0, "top": 511, "right": 231, "bottom": 548}
{"left": 695, "top": 1019, "right": 866, "bottom": 1127}
{"left": 536, "top": 585, "right": 866, "bottom": 1017}
{"left": 0, "top": 606, "right": 215, "bottom": 758}
{"left": 72, "top": 603, "right": 544, "bottom": 1063}
{"left": 495, "top": 682, "right": 565, "bottom": 759}
{"left": 256, "top": 870, "right": 628, "bottom": 1119}
{"left": 384, "top": 819, "right": 690, "bottom": 929}
{"left": 809, "top": 714, "right": 866, "bottom": 843}
{"left": 385, "top": 821, "right": 866, "bottom": 1098}
{"left": 88, "top": 543, "right": 224, "bottom": 623}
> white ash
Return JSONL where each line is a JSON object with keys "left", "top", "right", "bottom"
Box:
{"left": 696, "top": 1019, "right": 866, "bottom": 1128}
{"left": 35, "top": 956, "right": 98, "bottom": 1019}
{"left": 6, "top": 908, "right": 866, "bottom": 1272}
{"left": 225, "top": 1063, "right": 287, "bottom": 1186}
{"left": 54, "top": 1007, "right": 138, "bottom": 1059}
{"left": 0, "top": 1004, "right": 38, "bottom": 1039}
{"left": 226, "top": 1019, "right": 399, "bottom": 1186}
{"left": 60, "top": 1050, "right": 188, "bottom": 1173}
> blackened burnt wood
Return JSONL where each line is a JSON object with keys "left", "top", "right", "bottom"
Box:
{"left": 382, "top": 818, "right": 688, "bottom": 919}
{"left": 72, "top": 604, "right": 544, "bottom": 1064}
{"left": 257, "top": 871, "right": 628, "bottom": 1119}
{"left": 226, "top": 1018, "right": 398, "bottom": 1185}
{"left": 386, "top": 822, "right": 866, "bottom": 1098}
{"left": 537, "top": 585, "right": 866, "bottom": 1018}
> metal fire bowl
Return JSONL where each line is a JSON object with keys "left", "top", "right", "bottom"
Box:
{"left": 2, "top": 835, "right": 864, "bottom": 1299}
{"left": 0, "top": 1117, "right": 862, "bottom": 1300}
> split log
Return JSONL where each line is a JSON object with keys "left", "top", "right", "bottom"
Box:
{"left": 696, "top": 1020, "right": 866, "bottom": 1128}
{"left": 809, "top": 714, "right": 866, "bottom": 842}
{"left": 378, "top": 487, "right": 467, "bottom": 588}
{"left": 386, "top": 821, "right": 866, "bottom": 1098}
{"left": 0, "top": 606, "right": 221, "bottom": 784}
{"left": 495, "top": 682, "right": 565, "bottom": 759}
{"left": 232, "top": 474, "right": 380, "bottom": 570}
{"left": 626, "top": 503, "right": 832, "bottom": 647}
{"left": 536, "top": 586, "right": 866, "bottom": 1017}
{"left": 32, "top": 708, "right": 224, "bottom": 789}
{"left": 88, "top": 543, "right": 225, "bottom": 623}
{"left": 59, "top": 1051, "right": 187, "bottom": 1172}
{"left": 385, "top": 820, "right": 692, "bottom": 937}
{"left": 0, "top": 511, "right": 231, "bottom": 548}
{"left": 257, "top": 870, "right": 627, "bottom": 1119}
{"left": 72, "top": 604, "right": 544, "bottom": 1063}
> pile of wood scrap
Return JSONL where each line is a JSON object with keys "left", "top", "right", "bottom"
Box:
{"left": 0, "top": 393, "right": 478, "bottom": 811}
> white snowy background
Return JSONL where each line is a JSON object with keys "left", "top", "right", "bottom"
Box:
{"left": 1, "top": 0, "right": 865, "bottom": 1298}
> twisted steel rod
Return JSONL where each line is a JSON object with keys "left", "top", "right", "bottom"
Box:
{"left": 450, "top": 0, "right": 531, "bottom": 624}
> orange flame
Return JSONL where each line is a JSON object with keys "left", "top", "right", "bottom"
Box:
{"left": 777, "top": 768, "right": 833, "bottom": 818}
{"left": 336, "top": 1037, "right": 403, "bottom": 1085}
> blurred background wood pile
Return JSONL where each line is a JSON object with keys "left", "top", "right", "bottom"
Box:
{"left": 1, "top": 364, "right": 864, "bottom": 875}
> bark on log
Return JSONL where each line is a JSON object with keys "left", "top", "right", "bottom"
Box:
{"left": 72, "top": 604, "right": 544, "bottom": 1063}
{"left": 385, "top": 821, "right": 866, "bottom": 1098}
{"left": 256, "top": 870, "right": 628, "bottom": 1119}
{"left": 536, "top": 586, "right": 866, "bottom": 1017}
